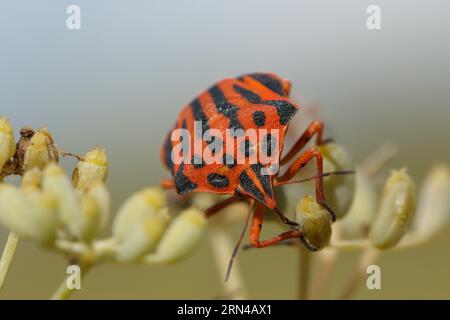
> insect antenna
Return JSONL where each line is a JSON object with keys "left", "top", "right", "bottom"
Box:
{"left": 224, "top": 200, "right": 253, "bottom": 282}
{"left": 275, "top": 170, "right": 355, "bottom": 186}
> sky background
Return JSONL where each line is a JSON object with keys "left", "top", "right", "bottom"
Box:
{"left": 1, "top": 0, "right": 449, "bottom": 299}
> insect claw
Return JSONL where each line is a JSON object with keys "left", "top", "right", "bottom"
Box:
{"left": 320, "top": 201, "right": 336, "bottom": 222}
{"left": 285, "top": 219, "right": 300, "bottom": 228}
{"left": 300, "top": 235, "right": 319, "bottom": 252}
{"left": 274, "top": 207, "right": 299, "bottom": 227}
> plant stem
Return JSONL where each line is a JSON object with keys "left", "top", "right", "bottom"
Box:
{"left": 0, "top": 232, "right": 19, "bottom": 291}
{"left": 309, "top": 247, "right": 338, "bottom": 299}
{"left": 298, "top": 246, "right": 311, "bottom": 300}
{"left": 340, "top": 247, "right": 380, "bottom": 300}
{"left": 329, "top": 239, "right": 372, "bottom": 250}
{"left": 360, "top": 143, "right": 398, "bottom": 177}
{"left": 209, "top": 227, "right": 247, "bottom": 300}
{"left": 50, "top": 264, "right": 91, "bottom": 300}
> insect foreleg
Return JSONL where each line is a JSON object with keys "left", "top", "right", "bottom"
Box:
{"left": 280, "top": 120, "right": 325, "bottom": 165}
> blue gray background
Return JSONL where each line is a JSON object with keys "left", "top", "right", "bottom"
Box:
{"left": 1, "top": 1, "right": 449, "bottom": 298}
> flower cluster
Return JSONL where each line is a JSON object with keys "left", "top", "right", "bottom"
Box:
{"left": 0, "top": 118, "right": 210, "bottom": 299}
{"left": 291, "top": 143, "right": 450, "bottom": 299}
{"left": 0, "top": 116, "right": 449, "bottom": 300}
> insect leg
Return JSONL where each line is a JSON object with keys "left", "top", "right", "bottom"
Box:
{"left": 161, "top": 179, "right": 175, "bottom": 189}
{"left": 280, "top": 120, "right": 324, "bottom": 165}
{"left": 249, "top": 202, "right": 304, "bottom": 248}
{"left": 205, "top": 196, "right": 245, "bottom": 217}
{"left": 275, "top": 147, "right": 336, "bottom": 221}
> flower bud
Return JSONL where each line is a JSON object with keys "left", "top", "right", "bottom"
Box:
{"left": 0, "top": 118, "right": 16, "bottom": 172}
{"left": 369, "top": 168, "right": 416, "bottom": 249}
{"left": 145, "top": 207, "right": 207, "bottom": 264}
{"left": 339, "top": 170, "right": 378, "bottom": 239}
{"left": 403, "top": 165, "right": 450, "bottom": 245}
{"left": 296, "top": 195, "right": 332, "bottom": 250}
{"left": 191, "top": 193, "right": 218, "bottom": 210}
{"left": 77, "top": 193, "right": 101, "bottom": 243}
{"left": 113, "top": 188, "right": 169, "bottom": 262}
{"left": 0, "top": 184, "right": 57, "bottom": 246}
{"left": 72, "top": 147, "right": 108, "bottom": 191}
{"left": 0, "top": 184, "right": 36, "bottom": 238}
{"left": 318, "top": 143, "right": 355, "bottom": 220}
{"left": 113, "top": 188, "right": 167, "bottom": 240}
{"left": 86, "top": 182, "right": 111, "bottom": 233}
{"left": 23, "top": 128, "right": 59, "bottom": 171}
{"left": 115, "top": 210, "right": 170, "bottom": 262}
{"left": 21, "top": 167, "right": 42, "bottom": 193}
{"left": 25, "top": 191, "right": 58, "bottom": 246}
{"left": 74, "top": 182, "right": 111, "bottom": 243}
{"left": 20, "top": 168, "right": 58, "bottom": 246}
{"left": 42, "top": 163, "right": 81, "bottom": 236}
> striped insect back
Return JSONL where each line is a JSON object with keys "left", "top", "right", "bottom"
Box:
{"left": 161, "top": 73, "right": 299, "bottom": 208}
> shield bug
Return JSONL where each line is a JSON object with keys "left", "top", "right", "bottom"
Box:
{"left": 161, "top": 73, "right": 349, "bottom": 277}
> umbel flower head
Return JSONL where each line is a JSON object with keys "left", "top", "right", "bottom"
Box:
{"left": 1, "top": 117, "right": 449, "bottom": 301}
{"left": 0, "top": 162, "right": 111, "bottom": 247}
{"left": 0, "top": 120, "right": 211, "bottom": 286}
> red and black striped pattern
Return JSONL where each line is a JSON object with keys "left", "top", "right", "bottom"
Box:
{"left": 161, "top": 73, "right": 299, "bottom": 209}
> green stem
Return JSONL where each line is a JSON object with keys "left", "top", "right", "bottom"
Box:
{"left": 309, "top": 247, "right": 338, "bottom": 299}
{"left": 0, "top": 232, "right": 19, "bottom": 291}
{"left": 329, "top": 239, "right": 371, "bottom": 250}
{"left": 50, "top": 264, "right": 91, "bottom": 300}
{"left": 209, "top": 227, "right": 248, "bottom": 300}
{"left": 299, "top": 247, "right": 311, "bottom": 300}
{"left": 340, "top": 248, "right": 380, "bottom": 299}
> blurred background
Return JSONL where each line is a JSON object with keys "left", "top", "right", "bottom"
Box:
{"left": 1, "top": 0, "right": 449, "bottom": 299}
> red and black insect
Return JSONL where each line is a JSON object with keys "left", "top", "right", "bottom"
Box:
{"left": 161, "top": 73, "right": 340, "bottom": 275}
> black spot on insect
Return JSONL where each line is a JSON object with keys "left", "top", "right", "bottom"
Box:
{"left": 209, "top": 85, "right": 243, "bottom": 131}
{"left": 175, "top": 164, "right": 198, "bottom": 195}
{"left": 207, "top": 173, "right": 230, "bottom": 189}
{"left": 252, "top": 111, "right": 266, "bottom": 127}
{"left": 223, "top": 153, "right": 237, "bottom": 169}
{"left": 248, "top": 73, "right": 286, "bottom": 97}
{"left": 239, "top": 171, "right": 264, "bottom": 203}
{"left": 233, "top": 84, "right": 262, "bottom": 103}
{"left": 262, "top": 100, "right": 297, "bottom": 125}
{"left": 192, "top": 155, "right": 204, "bottom": 169}
{"left": 240, "top": 139, "right": 254, "bottom": 157}
{"left": 262, "top": 133, "right": 276, "bottom": 157}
